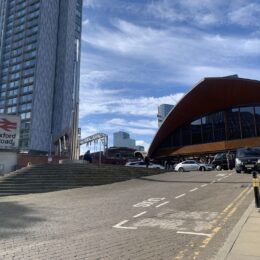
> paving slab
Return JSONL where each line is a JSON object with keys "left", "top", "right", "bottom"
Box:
{"left": 226, "top": 206, "right": 260, "bottom": 260}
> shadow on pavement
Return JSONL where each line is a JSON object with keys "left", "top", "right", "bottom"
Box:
{"left": 0, "top": 201, "right": 45, "bottom": 239}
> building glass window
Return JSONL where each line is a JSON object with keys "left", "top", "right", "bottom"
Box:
{"left": 1, "top": 92, "right": 6, "bottom": 98}
{"left": 212, "top": 111, "right": 225, "bottom": 141}
{"left": 7, "top": 106, "right": 17, "bottom": 114}
{"left": 255, "top": 106, "right": 260, "bottom": 136}
{"left": 23, "top": 77, "right": 34, "bottom": 85}
{"left": 7, "top": 98, "right": 17, "bottom": 105}
{"left": 226, "top": 108, "right": 241, "bottom": 140}
{"left": 20, "top": 94, "right": 32, "bottom": 102}
{"left": 7, "top": 89, "right": 18, "bottom": 97}
{"left": 182, "top": 124, "right": 191, "bottom": 145}
{"left": 21, "top": 85, "right": 33, "bottom": 93}
{"left": 201, "top": 115, "right": 214, "bottom": 143}
{"left": 170, "top": 128, "right": 182, "bottom": 147}
{"left": 240, "top": 106, "right": 256, "bottom": 138}
{"left": 191, "top": 118, "right": 202, "bottom": 144}
{"left": 20, "top": 103, "right": 32, "bottom": 111}
{"left": 10, "top": 80, "right": 20, "bottom": 88}
{"left": 21, "top": 112, "right": 31, "bottom": 119}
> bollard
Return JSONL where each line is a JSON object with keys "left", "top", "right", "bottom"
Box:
{"left": 252, "top": 171, "right": 260, "bottom": 208}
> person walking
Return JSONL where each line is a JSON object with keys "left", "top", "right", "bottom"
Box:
{"left": 226, "top": 151, "right": 231, "bottom": 170}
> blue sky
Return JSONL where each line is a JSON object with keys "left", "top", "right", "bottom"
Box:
{"left": 79, "top": 0, "right": 260, "bottom": 152}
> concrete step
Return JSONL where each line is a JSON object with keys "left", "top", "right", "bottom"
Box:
{"left": 0, "top": 164, "right": 164, "bottom": 197}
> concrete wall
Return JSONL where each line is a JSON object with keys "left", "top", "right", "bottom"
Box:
{"left": 0, "top": 151, "right": 17, "bottom": 175}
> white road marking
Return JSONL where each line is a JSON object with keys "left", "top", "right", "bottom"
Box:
{"left": 133, "top": 197, "right": 165, "bottom": 207}
{"left": 217, "top": 178, "right": 222, "bottom": 181}
{"left": 156, "top": 201, "right": 169, "bottom": 208}
{"left": 223, "top": 176, "right": 229, "bottom": 179}
{"left": 189, "top": 187, "right": 198, "bottom": 192}
{"left": 177, "top": 231, "right": 212, "bottom": 237}
{"left": 201, "top": 184, "right": 207, "bottom": 187}
{"left": 216, "top": 173, "right": 226, "bottom": 177}
{"left": 133, "top": 211, "right": 147, "bottom": 218}
{"left": 175, "top": 194, "right": 186, "bottom": 199}
{"left": 211, "top": 180, "right": 216, "bottom": 184}
{"left": 113, "top": 220, "right": 137, "bottom": 230}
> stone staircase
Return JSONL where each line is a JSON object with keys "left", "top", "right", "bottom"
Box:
{"left": 0, "top": 164, "right": 164, "bottom": 196}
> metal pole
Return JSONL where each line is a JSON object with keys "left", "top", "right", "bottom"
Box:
{"left": 252, "top": 171, "right": 260, "bottom": 208}
{"left": 99, "top": 140, "right": 101, "bottom": 166}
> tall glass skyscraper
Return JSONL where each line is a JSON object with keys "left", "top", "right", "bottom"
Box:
{"left": 0, "top": 0, "right": 82, "bottom": 155}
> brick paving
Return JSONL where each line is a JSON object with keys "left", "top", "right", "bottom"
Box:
{"left": 0, "top": 171, "right": 253, "bottom": 260}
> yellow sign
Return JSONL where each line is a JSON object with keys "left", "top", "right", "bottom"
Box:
{"left": 252, "top": 178, "right": 259, "bottom": 187}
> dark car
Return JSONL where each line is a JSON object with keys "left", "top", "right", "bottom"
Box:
{"left": 211, "top": 152, "right": 235, "bottom": 170}
{"left": 235, "top": 147, "right": 260, "bottom": 173}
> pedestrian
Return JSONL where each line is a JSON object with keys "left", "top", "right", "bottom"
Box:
{"left": 144, "top": 156, "right": 150, "bottom": 168}
{"left": 83, "top": 150, "right": 92, "bottom": 163}
{"left": 226, "top": 151, "right": 231, "bottom": 170}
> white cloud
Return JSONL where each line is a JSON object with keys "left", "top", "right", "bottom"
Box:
{"left": 82, "top": 19, "right": 260, "bottom": 68}
{"left": 147, "top": 0, "right": 226, "bottom": 27}
{"left": 79, "top": 83, "right": 184, "bottom": 118}
{"left": 228, "top": 3, "right": 260, "bottom": 27}
{"left": 83, "top": 0, "right": 97, "bottom": 8}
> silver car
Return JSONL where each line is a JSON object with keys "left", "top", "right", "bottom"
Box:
{"left": 125, "top": 161, "right": 165, "bottom": 169}
{"left": 174, "top": 160, "right": 212, "bottom": 172}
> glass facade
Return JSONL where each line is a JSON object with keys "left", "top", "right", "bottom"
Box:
{"left": 0, "top": 0, "right": 40, "bottom": 149}
{"left": 160, "top": 105, "right": 260, "bottom": 149}
{"left": 0, "top": 0, "right": 83, "bottom": 152}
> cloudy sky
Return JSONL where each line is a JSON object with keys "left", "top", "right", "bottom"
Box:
{"left": 79, "top": 0, "right": 260, "bottom": 152}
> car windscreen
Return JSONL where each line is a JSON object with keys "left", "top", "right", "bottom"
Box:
{"left": 237, "top": 148, "right": 260, "bottom": 157}
{"left": 214, "top": 153, "right": 224, "bottom": 160}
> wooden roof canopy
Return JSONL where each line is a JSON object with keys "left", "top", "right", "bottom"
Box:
{"left": 148, "top": 76, "right": 260, "bottom": 157}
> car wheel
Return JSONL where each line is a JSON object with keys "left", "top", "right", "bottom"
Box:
{"left": 216, "top": 165, "right": 222, "bottom": 171}
{"left": 236, "top": 169, "right": 241, "bottom": 173}
{"left": 178, "top": 167, "right": 184, "bottom": 172}
{"left": 200, "top": 166, "right": 206, "bottom": 171}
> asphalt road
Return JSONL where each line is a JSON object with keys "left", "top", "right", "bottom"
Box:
{"left": 0, "top": 170, "right": 253, "bottom": 260}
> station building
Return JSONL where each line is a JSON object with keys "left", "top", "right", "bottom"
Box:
{"left": 148, "top": 76, "right": 260, "bottom": 160}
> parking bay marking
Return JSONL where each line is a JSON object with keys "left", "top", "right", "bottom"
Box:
{"left": 113, "top": 220, "right": 137, "bottom": 230}
{"left": 201, "top": 184, "right": 207, "bottom": 187}
{"left": 156, "top": 201, "right": 169, "bottom": 208}
{"left": 177, "top": 231, "right": 212, "bottom": 237}
{"left": 133, "top": 211, "right": 147, "bottom": 218}
{"left": 189, "top": 187, "right": 198, "bottom": 192}
{"left": 175, "top": 193, "right": 186, "bottom": 199}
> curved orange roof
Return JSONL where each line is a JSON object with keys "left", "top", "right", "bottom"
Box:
{"left": 148, "top": 77, "right": 260, "bottom": 157}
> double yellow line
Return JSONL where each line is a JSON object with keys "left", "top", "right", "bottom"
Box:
{"left": 174, "top": 186, "right": 252, "bottom": 260}
{"left": 194, "top": 186, "right": 251, "bottom": 259}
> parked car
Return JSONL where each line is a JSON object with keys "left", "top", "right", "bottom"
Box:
{"left": 211, "top": 152, "right": 235, "bottom": 171}
{"left": 235, "top": 147, "right": 260, "bottom": 173}
{"left": 174, "top": 160, "right": 213, "bottom": 172}
{"left": 125, "top": 161, "right": 165, "bottom": 169}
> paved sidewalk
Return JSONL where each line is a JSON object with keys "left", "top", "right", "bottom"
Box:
{"left": 225, "top": 202, "right": 260, "bottom": 259}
